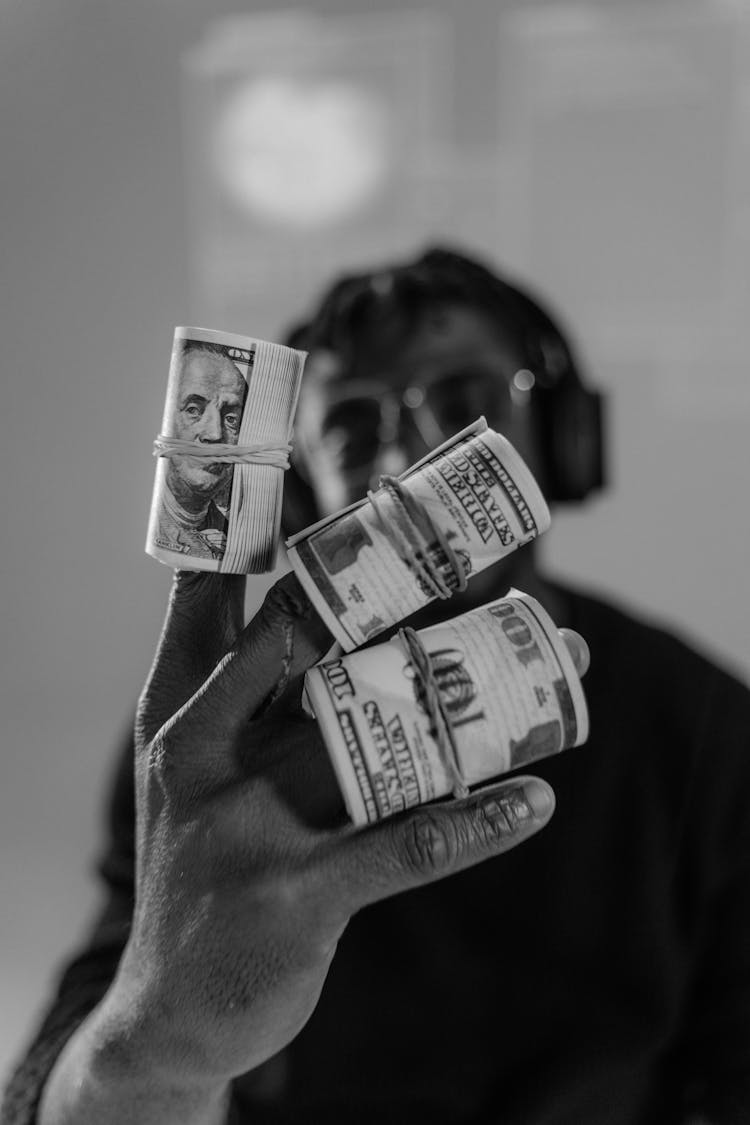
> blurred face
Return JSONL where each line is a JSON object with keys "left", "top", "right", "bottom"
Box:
{"left": 167, "top": 349, "right": 246, "bottom": 504}
{"left": 295, "top": 303, "right": 541, "bottom": 515}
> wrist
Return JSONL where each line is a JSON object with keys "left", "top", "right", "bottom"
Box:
{"left": 96, "top": 970, "right": 227, "bottom": 1086}
{"left": 79, "top": 984, "right": 229, "bottom": 1121}
{"left": 109, "top": 939, "right": 288, "bottom": 1081}
{"left": 40, "top": 993, "right": 230, "bottom": 1125}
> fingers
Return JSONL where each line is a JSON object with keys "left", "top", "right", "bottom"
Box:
{"left": 196, "top": 572, "right": 333, "bottom": 731}
{"left": 559, "top": 628, "right": 590, "bottom": 677}
{"left": 330, "top": 776, "right": 554, "bottom": 913}
{"left": 144, "top": 573, "right": 334, "bottom": 789}
{"left": 248, "top": 710, "right": 347, "bottom": 827}
{"left": 138, "top": 571, "right": 246, "bottom": 744}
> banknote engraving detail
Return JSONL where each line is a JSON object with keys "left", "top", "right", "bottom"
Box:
{"left": 146, "top": 326, "right": 306, "bottom": 573}
{"left": 287, "top": 419, "right": 551, "bottom": 650}
{"left": 305, "top": 590, "right": 589, "bottom": 825}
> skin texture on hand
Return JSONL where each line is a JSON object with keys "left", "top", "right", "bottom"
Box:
{"left": 39, "top": 570, "right": 556, "bottom": 1124}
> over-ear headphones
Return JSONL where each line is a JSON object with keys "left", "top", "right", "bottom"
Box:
{"left": 537, "top": 380, "right": 605, "bottom": 502}
{"left": 280, "top": 248, "right": 607, "bottom": 537}
{"left": 489, "top": 278, "right": 606, "bottom": 504}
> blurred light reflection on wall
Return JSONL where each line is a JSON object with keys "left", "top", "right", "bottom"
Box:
{"left": 214, "top": 75, "right": 391, "bottom": 228}
{"left": 183, "top": 10, "right": 459, "bottom": 336}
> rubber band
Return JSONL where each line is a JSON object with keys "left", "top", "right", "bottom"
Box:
{"left": 153, "top": 435, "right": 291, "bottom": 468}
{"left": 366, "top": 475, "right": 467, "bottom": 599}
{"left": 382, "top": 476, "right": 467, "bottom": 595}
{"left": 398, "top": 626, "right": 469, "bottom": 799}
{"left": 376, "top": 480, "right": 451, "bottom": 598}
{"left": 367, "top": 486, "right": 444, "bottom": 600}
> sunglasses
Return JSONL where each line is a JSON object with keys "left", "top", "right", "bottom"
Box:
{"left": 316, "top": 366, "right": 535, "bottom": 469}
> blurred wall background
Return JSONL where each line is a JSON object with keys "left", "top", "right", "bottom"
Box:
{"left": 1, "top": 0, "right": 748, "bottom": 1077}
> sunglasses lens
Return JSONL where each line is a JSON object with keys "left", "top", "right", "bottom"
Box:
{"left": 425, "top": 370, "right": 512, "bottom": 433}
{"left": 315, "top": 367, "right": 517, "bottom": 471}
{"left": 321, "top": 398, "right": 383, "bottom": 467}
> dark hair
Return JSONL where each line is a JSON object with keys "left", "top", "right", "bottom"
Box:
{"left": 285, "top": 245, "right": 586, "bottom": 392}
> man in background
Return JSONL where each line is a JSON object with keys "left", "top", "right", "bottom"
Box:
{"left": 5, "top": 247, "right": 750, "bottom": 1125}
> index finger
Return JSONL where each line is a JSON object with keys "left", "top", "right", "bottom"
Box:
{"left": 158, "top": 572, "right": 333, "bottom": 785}
{"left": 138, "top": 570, "right": 246, "bottom": 745}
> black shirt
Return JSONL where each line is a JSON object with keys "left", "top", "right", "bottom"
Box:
{"left": 5, "top": 585, "right": 750, "bottom": 1124}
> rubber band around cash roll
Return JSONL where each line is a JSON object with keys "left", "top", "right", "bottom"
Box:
{"left": 398, "top": 626, "right": 470, "bottom": 799}
{"left": 367, "top": 475, "right": 468, "bottom": 600}
{"left": 153, "top": 435, "right": 292, "bottom": 468}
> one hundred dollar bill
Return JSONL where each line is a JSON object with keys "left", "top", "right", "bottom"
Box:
{"left": 305, "top": 590, "right": 589, "bottom": 826}
{"left": 286, "top": 419, "right": 550, "bottom": 650}
{"left": 146, "top": 327, "right": 306, "bottom": 573}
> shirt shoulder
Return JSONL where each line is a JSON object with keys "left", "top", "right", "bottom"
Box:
{"left": 555, "top": 580, "right": 750, "bottom": 716}
{"left": 553, "top": 581, "right": 750, "bottom": 868}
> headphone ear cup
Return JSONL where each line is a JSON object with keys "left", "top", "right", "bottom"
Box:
{"left": 540, "top": 386, "right": 606, "bottom": 502}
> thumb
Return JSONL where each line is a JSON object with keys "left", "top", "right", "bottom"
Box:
{"left": 331, "top": 777, "right": 554, "bottom": 912}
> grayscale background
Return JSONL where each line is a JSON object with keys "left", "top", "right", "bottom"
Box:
{"left": 1, "top": 0, "right": 748, "bottom": 1077}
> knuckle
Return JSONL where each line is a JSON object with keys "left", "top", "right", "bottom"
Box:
{"left": 145, "top": 726, "right": 183, "bottom": 790}
{"left": 400, "top": 810, "right": 462, "bottom": 877}
{"left": 396, "top": 790, "right": 537, "bottom": 882}
{"left": 145, "top": 728, "right": 170, "bottom": 777}
{"left": 264, "top": 571, "right": 308, "bottom": 620}
{"left": 472, "top": 789, "right": 536, "bottom": 845}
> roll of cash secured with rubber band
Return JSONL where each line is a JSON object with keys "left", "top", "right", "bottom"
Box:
{"left": 286, "top": 418, "right": 550, "bottom": 650}
{"left": 304, "top": 590, "right": 590, "bottom": 826}
{"left": 146, "top": 327, "right": 306, "bottom": 573}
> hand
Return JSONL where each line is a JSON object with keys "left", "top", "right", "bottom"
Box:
{"left": 112, "top": 570, "right": 556, "bottom": 1089}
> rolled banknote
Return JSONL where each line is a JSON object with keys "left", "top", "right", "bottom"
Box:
{"left": 305, "top": 590, "right": 589, "bottom": 826}
{"left": 286, "top": 418, "right": 550, "bottom": 651}
{"left": 146, "top": 327, "right": 306, "bottom": 573}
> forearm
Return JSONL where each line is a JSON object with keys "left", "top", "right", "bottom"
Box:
{"left": 37, "top": 994, "right": 232, "bottom": 1125}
